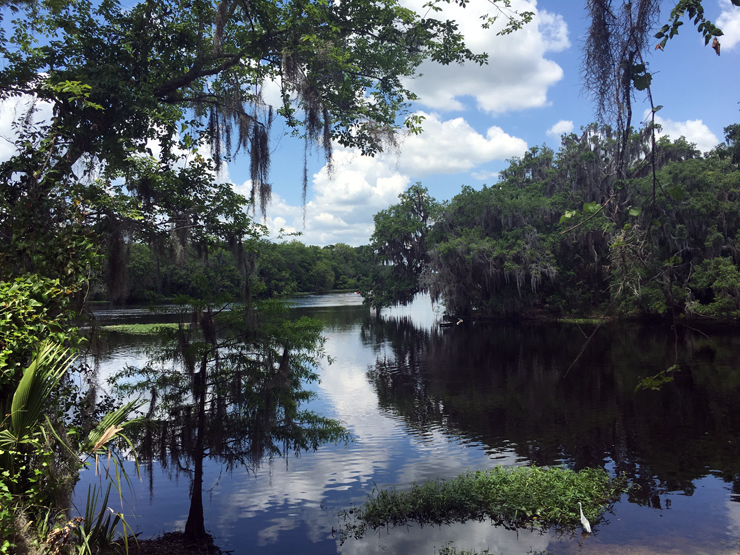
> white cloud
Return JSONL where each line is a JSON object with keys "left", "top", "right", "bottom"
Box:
{"left": 399, "top": 0, "right": 569, "bottom": 114}
{"left": 0, "top": 96, "right": 54, "bottom": 162}
{"left": 717, "top": 0, "right": 740, "bottom": 50}
{"left": 400, "top": 112, "right": 527, "bottom": 174}
{"left": 546, "top": 119, "right": 574, "bottom": 139}
{"left": 471, "top": 170, "right": 499, "bottom": 181}
{"left": 262, "top": 114, "right": 527, "bottom": 245}
{"left": 259, "top": 77, "right": 284, "bottom": 109}
{"left": 259, "top": 151, "right": 409, "bottom": 246}
{"left": 648, "top": 112, "right": 721, "bottom": 153}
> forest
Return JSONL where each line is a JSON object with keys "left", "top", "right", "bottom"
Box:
{"left": 108, "top": 240, "right": 372, "bottom": 302}
{"left": 113, "top": 119, "right": 740, "bottom": 325}
{"left": 364, "top": 122, "right": 740, "bottom": 321}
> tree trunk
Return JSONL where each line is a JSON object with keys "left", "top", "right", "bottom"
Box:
{"left": 184, "top": 447, "right": 206, "bottom": 539}
{"left": 184, "top": 358, "right": 208, "bottom": 540}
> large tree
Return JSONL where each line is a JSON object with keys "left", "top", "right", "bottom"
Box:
{"left": 0, "top": 0, "right": 530, "bottom": 390}
{"left": 0, "top": 0, "right": 523, "bottom": 267}
{"left": 361, "top": 183, "right": 438, "bottom": 313}
{"left": 0, "top": 0, "right": 534, "bottom": 317}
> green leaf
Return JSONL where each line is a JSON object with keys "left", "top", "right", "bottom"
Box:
{"left": 633, "top": 72, "right": 652, "bottom": 91}
{"left": 583, "top": 202, "right": 600, "bottom": 214}
{"left": 559, "top": 210, "right": 578, "bottom": 224}
{"left": 628, "top": 207, "right": 642, "bottom": 217}
{"left": 666, "top": 186, "right": 684, "bottom": 200}
{"left": 9, "top": 342, "right": 74, "bottom": 445}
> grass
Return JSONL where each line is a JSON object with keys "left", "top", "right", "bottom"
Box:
{"left": 341, "top": 466, "right": 627, "bottom": 539}
{"left": 100, "top": 323, "right": 183, "bottom": 335}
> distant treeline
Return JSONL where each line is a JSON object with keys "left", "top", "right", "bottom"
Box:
{"left": 104, "top": 240, "right": 373, "bottom": 302}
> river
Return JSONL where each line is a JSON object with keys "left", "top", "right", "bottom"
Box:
{"left": 74, "top": 293, "right": 740, "bottom": 555}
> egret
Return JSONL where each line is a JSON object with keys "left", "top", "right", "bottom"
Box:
{"left": 578, "top": 502, "right": 592, "bottom": 534}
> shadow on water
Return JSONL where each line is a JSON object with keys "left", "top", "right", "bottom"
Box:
{"left": 76, "top": 295, "right": 740, "bottom": 555}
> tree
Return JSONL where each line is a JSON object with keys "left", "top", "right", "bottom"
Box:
{"left": 0, "top": 0, "right": 521, "bottom": 238}
{"left": 0, "top": 0, "right": 531, "bottom": 345}
{"left": 360, "top": 124, "right": 740, "bottom": 320}
{"left": 362, "top": 183, "right": 438, "bottom": 313}
{"left": 582, "top": 0, "right": 738, "bottom": 184}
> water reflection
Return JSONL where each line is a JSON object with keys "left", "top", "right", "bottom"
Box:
{"left": 366, "top": 318, "right": 740, "bottom": 502}
{"left": 75, "top": 294, "right": 740, "bottom": 555}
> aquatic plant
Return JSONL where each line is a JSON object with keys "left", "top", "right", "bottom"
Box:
{"left": 341, "top": 465, "right": 626, "bottom": 540}
{"left": 100, "top": 323, "right": 182, "bottom": 335}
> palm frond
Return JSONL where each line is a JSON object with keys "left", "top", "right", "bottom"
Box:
{"left": 7, "top": 341, "right": 74, "bottom": 445}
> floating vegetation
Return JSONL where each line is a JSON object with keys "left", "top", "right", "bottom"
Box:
{"left": 436, "top": 543, "right": 495, "bottom": 555}
{"left": 341, "top": 466, "right": 626, "bottom": 540}
{"left": 100, "top": 323, "right": 184, "bottom": 335}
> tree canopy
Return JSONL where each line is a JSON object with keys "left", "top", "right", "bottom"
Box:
{"left": 367, "top": 123, "right": 740, "bottom": 321}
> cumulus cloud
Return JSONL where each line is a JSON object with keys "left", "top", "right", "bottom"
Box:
{"left": 399, "top": 0, "right": 569, "bottom": 114}
{"left": 260, "top": 113, "right": 527, "bottom": 245}
{"left": 254, "top": 151, "right": 409, "bottom": 246}
{"left": 717, "top": 0, "right": 740, "bottom": 50}
{"left": 648, "top": 112, "right": 721, "bottom": 153}
{"left": 546, "top": 119, "right": 574, "bottom": 139}
{"left": 399, "top": 112, "right": 527, "bottom": 174}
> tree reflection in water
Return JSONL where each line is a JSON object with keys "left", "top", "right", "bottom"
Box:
{"left": 364, "top": 315, "right": 740, "bottom": 512}
{"left": 113, "top": 299, "right": 348, "bottom": 541}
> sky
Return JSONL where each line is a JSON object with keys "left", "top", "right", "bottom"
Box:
{"left": 2, "top": 0, "right": 739, "bottom": 247}
{"left": 231, "top": 0, "right": 740, "bottom": 246}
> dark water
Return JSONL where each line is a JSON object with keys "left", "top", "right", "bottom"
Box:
{"left": 76, "top": 294, "right": 740, "bottom": 555}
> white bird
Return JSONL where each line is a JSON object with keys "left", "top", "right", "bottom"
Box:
{"left": 578, "top": 502, "right": 592, "bottom": 534}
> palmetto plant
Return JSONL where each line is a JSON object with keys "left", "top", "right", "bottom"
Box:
{"left": 0, "top": 341, "right": 75, "bottom": 479}
{"left": 0, "top": 341, "right": 142, "bottom": 554}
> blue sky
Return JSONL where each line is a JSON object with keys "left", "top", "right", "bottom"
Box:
{"left": 2, "top": 1, "right": 738, "bottom": 247}
{"left": 223, "top": 0, "right": 740, "bottom": 246}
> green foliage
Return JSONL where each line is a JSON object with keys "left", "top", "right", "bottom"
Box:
{"left": 437, "top": 544, "right": 492, "bottom": 555}
{"left": 341, "top": 465, "right": 626, "bottom": 539}
{"left": 363, "top": 183, "right": 438, "bottom": 310}
{"left": 0, "top": 343, "right": 142, "bottom": 553}
{"left": 309, "top": 260, "right": 336, "bottom": 293}
{"left": 688, "top": 257, "right": 740, "bottom": 319}
{"left": 101, "top": 323, "right": 182, "bottom": 335}
{"left": 120, "top": 238, "right": 372, "bottom": 300}
{"left": 0, "top": 477, "right": 14, "bottom": 553}
{"left": 654, "top": 0, "right": 733, "bottom": 51}
{"left": 0, "top": 274, "right": 81, "bottom": 394}
{"left": 635, "top": 364, "right": 680, "bottom": 392}
{"left": 368, "top": 123, "right": 740, "bottom": 321}
{"left": 74, "top": 483, "right": 134, "bottom": 555}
